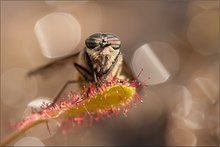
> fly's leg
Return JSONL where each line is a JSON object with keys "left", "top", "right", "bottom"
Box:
{"left": 74, "top": 63, "right": 95, "bottom": 96}
{"left": 27, "top": 53, "right": 79, "bottom": 77}
{"left": 52, "top": 62, "right": 91, "bottom": 105}
{"left": 52, "top": 80, "right": 85, "bottom": 105}
{"left": 50, "top": 63, "right": 93, "bottom": 106}
{"left": 74, "top": 63, "right": 93, "bottom": 82}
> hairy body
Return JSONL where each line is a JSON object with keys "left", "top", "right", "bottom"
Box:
{"left": 28, "top": 32, "right": 133, "bottom": 101}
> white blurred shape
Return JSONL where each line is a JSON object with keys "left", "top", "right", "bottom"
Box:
{"left": 170, "top": 86, "right": 209, "bottom": 130}
{"left": 131, "top": 42, "right": 179, "bottom": 85}
{"left": 187, "top": 10, "right": 219, "bottom": 55}
{"left": 172, "top": 97, "right": 208, "bottom": 130}
{"left": 1, "top": 68, "right": 38, "bottom": 108}
{"left": 193, "top": 1, "right": 218, "bottom": 10}
{"left": 167, "top": 127, "right": 197, "bottom": 146}
{"left": 46, "top": 1, "right": 102, "bottom": 40}
{"left": 24, "top": 97, "right": 52, "bottom": 114}
{"left": 27, "top": 98, "right": 51, "bottom": 109}
{"left": 35, "top": 12, "right": 81, "bottom": 58}
{"left": 14, "top": 137, "right": 45, "bottom": 146}
{"left": 172, "top": 86, "right": 193, "bottom": 117}
{"left": 183, "top": 100, "right": 208, "bottom": 130}
{"left": 24, "top": 98, "right": 58, "bottom": 140}
{"left": 183, "top": 111, "right": 204, "bottom": 130}
{"left": 194, "top": 77, "right": 218, "bottom": 104}
{"left": 132, "top": 44, "right": 169, "bottom": 85}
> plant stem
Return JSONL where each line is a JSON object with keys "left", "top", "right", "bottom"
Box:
{"left": 0, "top": 119, "right": 45, "bottom": 146}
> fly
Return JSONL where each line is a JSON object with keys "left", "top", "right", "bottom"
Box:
{"left": 28, "top": 32, "right": 133, "bottom": 104}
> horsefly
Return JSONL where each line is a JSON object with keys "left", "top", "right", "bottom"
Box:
{"left": 28, "top": 32, "right": 133, "bottom": 104}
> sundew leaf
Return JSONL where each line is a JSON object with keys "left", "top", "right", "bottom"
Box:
{"left": 62, "top": 84, "right": 135, "bottom": 116}
{"left": 1, "top": 77, "right": 143, "bottom": 146}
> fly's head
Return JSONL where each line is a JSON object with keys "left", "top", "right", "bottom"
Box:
{"left": 85, "top": 33, "right": 121, "bottom": 77}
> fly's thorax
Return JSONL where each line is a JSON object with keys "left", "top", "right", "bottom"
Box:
{"left": 74, "top": 48, "right": 123, "bottom": 88}
{"left": 86, "top": 46, "right": 120, "bottom": 76}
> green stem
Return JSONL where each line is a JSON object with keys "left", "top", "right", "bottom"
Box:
{"left": 0, "top": 119, "right": 45, "bottom": 146}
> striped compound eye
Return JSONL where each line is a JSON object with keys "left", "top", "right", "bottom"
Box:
{"left": 106, "top": 33, "right": 121, "bottom": 50}
{"left": 85, "top": 33, "right": 121, "bottom": 50}
{"left": 85, "top": 33, "right": 102, "bottom": 49}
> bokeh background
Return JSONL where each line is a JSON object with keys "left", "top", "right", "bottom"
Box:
{"left": 1, "top": 0, "right": 219, "bottom": 146}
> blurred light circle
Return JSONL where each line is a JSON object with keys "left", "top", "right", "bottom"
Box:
{"left": 166, "top": 127, "right": 197, "bottom": 146}
{"left": 172, "top": 97, "right": 209, "bottom": 130}
{"left": 183, "top": 100, "right": 208, "bottom": 130}
{"left": 27, "top": 97, "right": 51, "bottom": 108}
{"left": 14, "top": 137, "right": 45, "bottom": 146}
{"left": 183, "top": 110, "right": 204, "bottom": 130}
{"left": 24, "top": 97, "right": 52, "bottom": 115}
{"left": 193, "top": 77, "right": 218, "bottom": 104}
{"left": 187, "top": 10, "right": 219, "bottom": 55}
{"left": 171, "top": 85, "right": 193, "bottom": 117}
{"left": 1, "top": 68, "right": 38, "bottom": 108}
{"left": 131, "top": 42, "right": 179, "bottom": 85}
{"left": 45, "top": 1, "right": 102, "bottom": 48}
{"left": 193, "top": 1, "right": 218, "bottom": 10}
{"left": 35, "top": 12, "right": 81, "bottom": 58}
{"left": 44, "top": 1, "right": 103, "bottom": 54}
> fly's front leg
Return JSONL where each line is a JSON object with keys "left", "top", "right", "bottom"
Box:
{"left": 52, "top": 80, "right": 85, "bottom": 105}
{"left": 74, "top": 63, "right": 95, "bottom": 96}
{"left": 74, "top": 63, "right": 93, "bottom": 82}
{"left": 52, "top": 62, "right": 93, "bottom": 105}
{"left": 93, "top": 72, "right": 98, "bottom": 84}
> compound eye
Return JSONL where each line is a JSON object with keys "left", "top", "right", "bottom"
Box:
{"left": 85, "top": 33, "right": 102, "bottom": 49}
{"left": 107, "top": 33, "right": 121, "bottom": 50}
